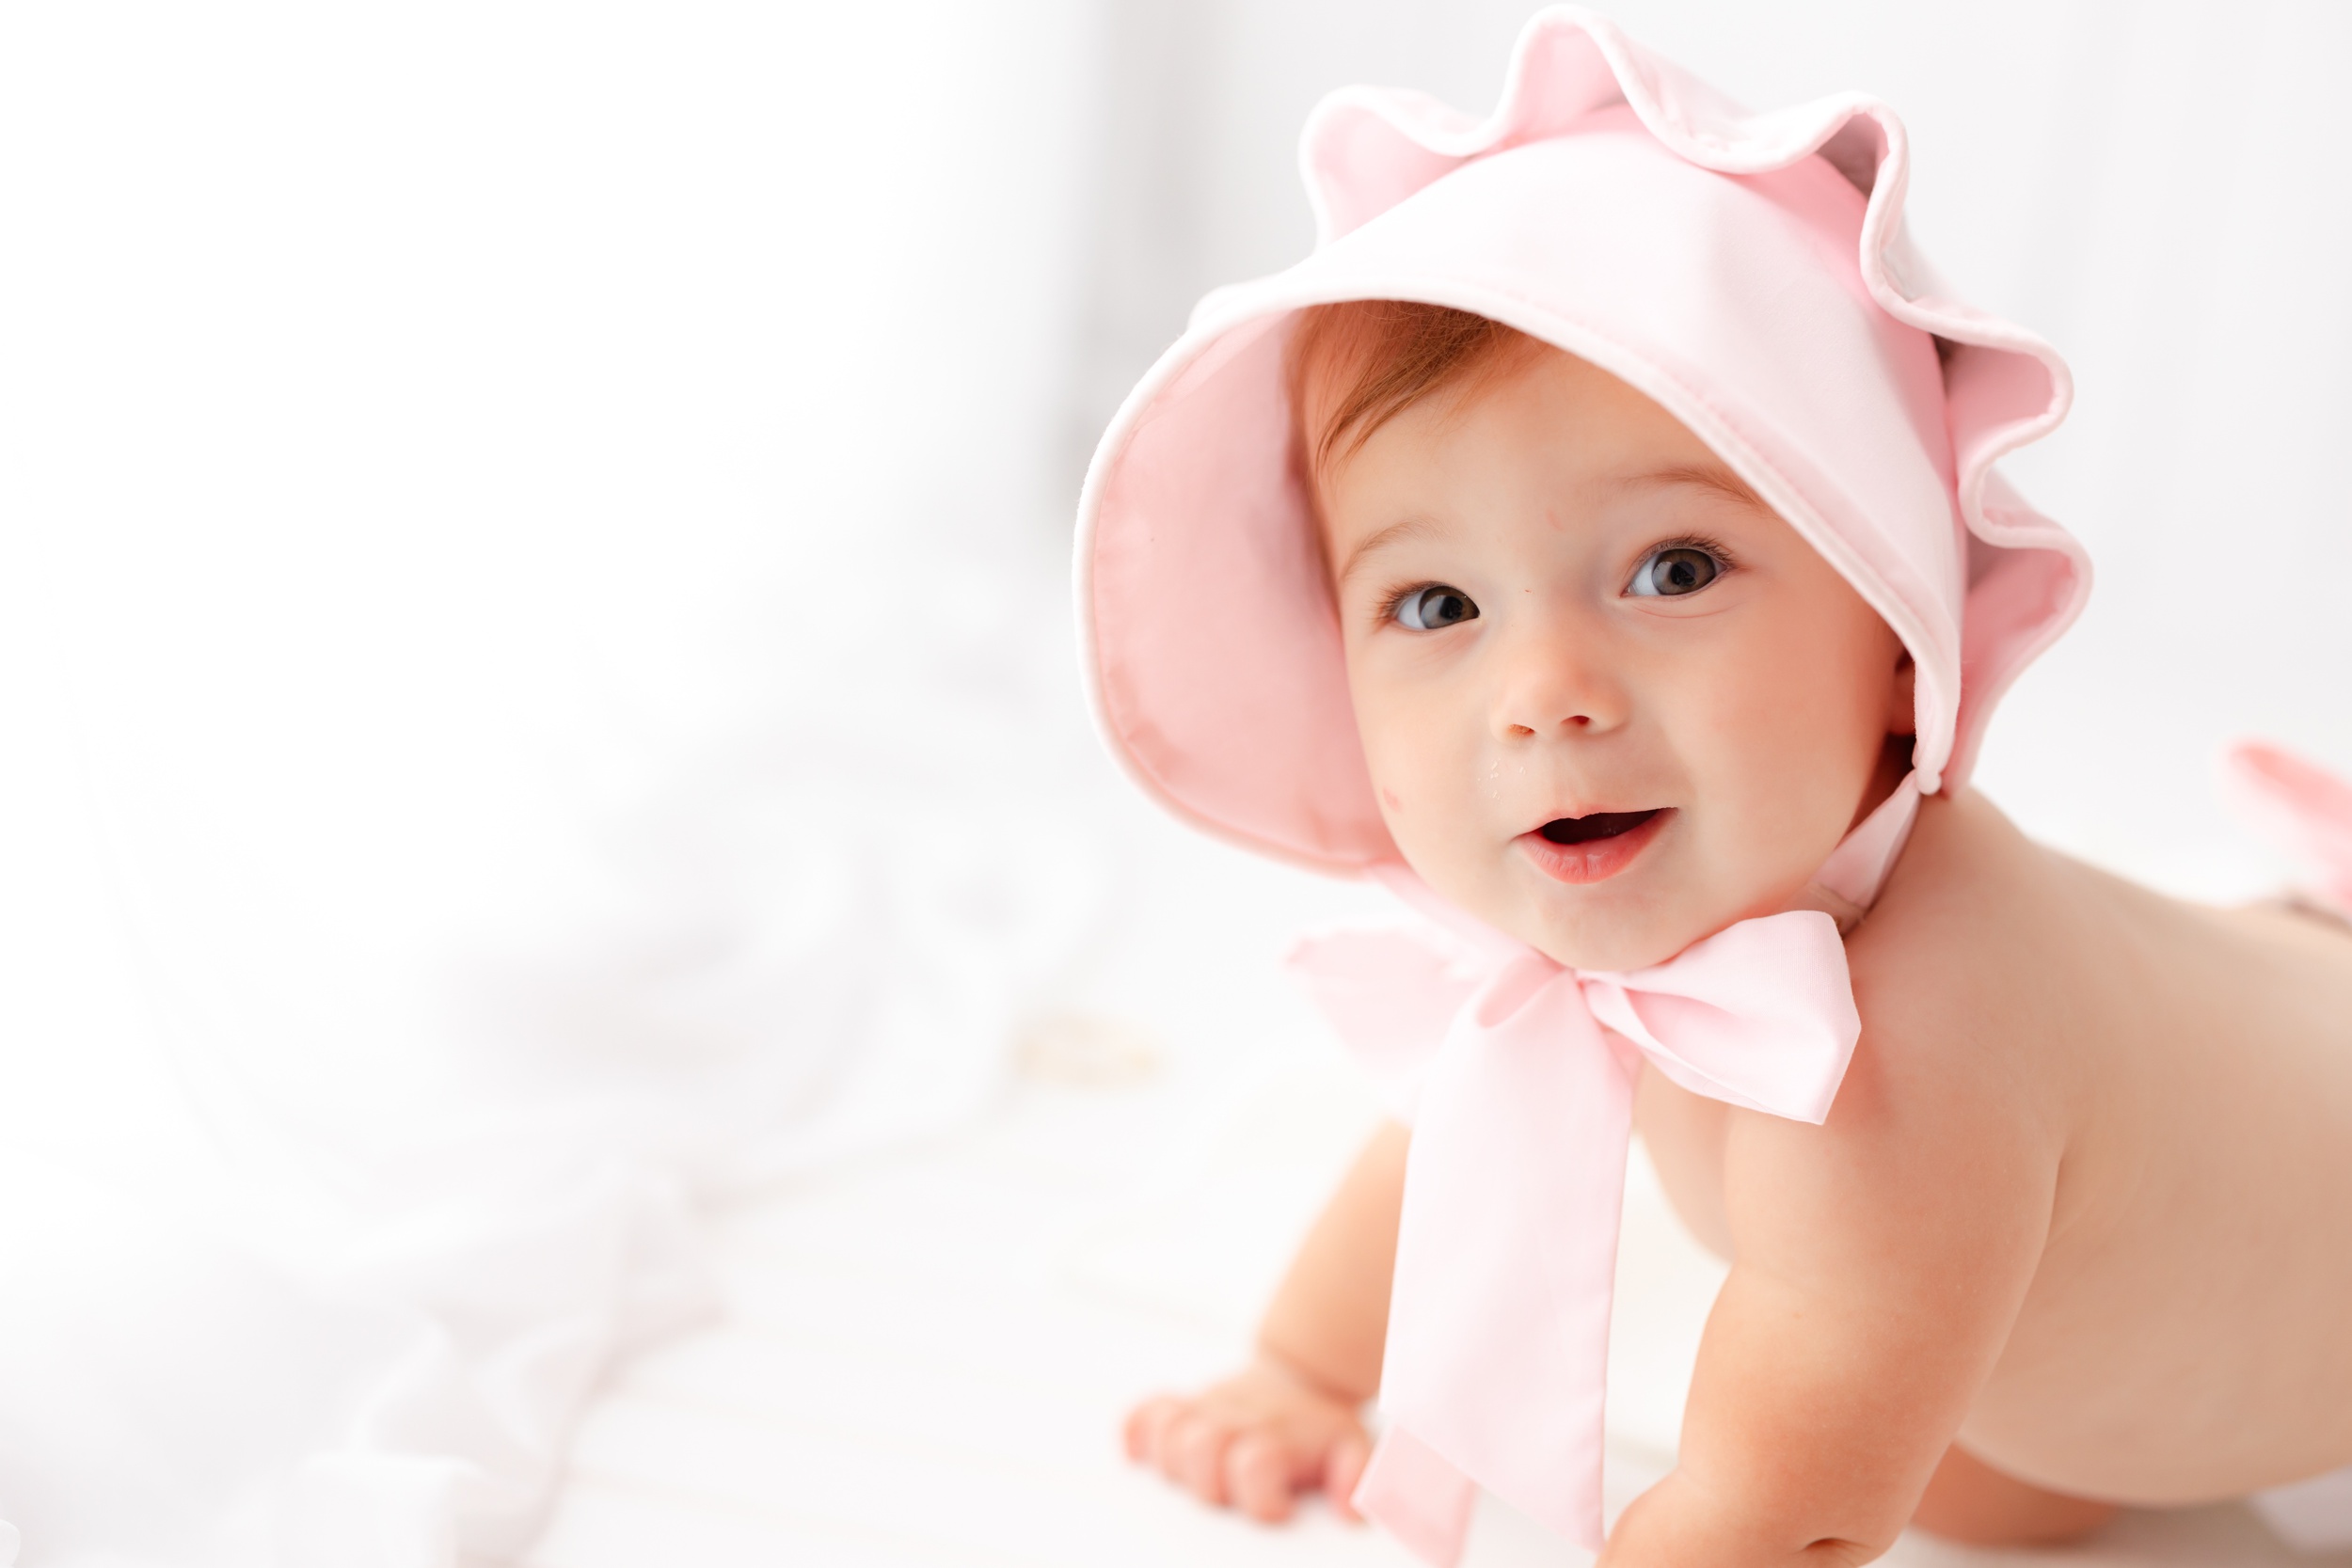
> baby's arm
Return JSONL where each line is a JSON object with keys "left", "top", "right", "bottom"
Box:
{"left": 1123, "top": 1119, "right": 1407, "bottom": 1520}
{"left": 1603, "top": 1024, "right": 2061, "bottom": 1568}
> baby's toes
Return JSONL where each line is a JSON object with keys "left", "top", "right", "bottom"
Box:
{"left": 1166, "top": 1411, "right": 1236, "bottom": 1505}
{"left": 1225, "top": 1432, "right": 1296, "bottom": 1522}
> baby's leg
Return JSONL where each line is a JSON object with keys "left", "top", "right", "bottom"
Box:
{"left": 1910, "top": 1443, "right": 2118, "bottom": 1546}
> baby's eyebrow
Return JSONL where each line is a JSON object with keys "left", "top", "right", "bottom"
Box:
{"left": 1335, "top": 515, "right": 1441, "bottom": 584}
{"left": 1627, "top": 462, "right": 1770, "bottom": 511}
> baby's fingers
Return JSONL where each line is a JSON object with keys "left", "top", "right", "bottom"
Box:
{"left": 1123, "top": 1395, "right": 1186, "bottom": 1463}
{"left": 1167, "top": 1412, "right": 1237, "bottom": 1504}
{"left": 1226, "top": 1432, "right": 1297, "bottom": 1522}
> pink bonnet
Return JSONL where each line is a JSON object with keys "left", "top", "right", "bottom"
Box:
{"left": 1075, "top": 5, "right": 2090, "bottom": 877}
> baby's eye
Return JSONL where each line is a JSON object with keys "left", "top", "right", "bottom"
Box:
{"left": 1628, "top": 546, "right": 1723, "bottom": 598}
{"left": 1394, "top": 584, "right": 1480, "bottom": 631}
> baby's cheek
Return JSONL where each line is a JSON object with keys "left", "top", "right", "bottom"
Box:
{"left": 1675, "top": 629, "right": 1886, "bottom": 884}
{"left": 1352, "top": 678, "right": 1491, "bottom": 884}
{"left": 1371, "top": 768, "right": 1437, "bottom": 857}
{"left": 1362, "top": 749, "right": 1438, "bottom": 849}
{"left": 1374, "top": 769, "right": 1496, "bottom": 911}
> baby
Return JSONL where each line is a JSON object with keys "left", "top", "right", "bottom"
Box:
{"left": 1077, "top": 11, "right": 2352, "bottom": 1568}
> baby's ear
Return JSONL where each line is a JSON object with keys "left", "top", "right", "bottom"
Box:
{"left": 1887, "top": 649, "right": 1918, "bottom": 736}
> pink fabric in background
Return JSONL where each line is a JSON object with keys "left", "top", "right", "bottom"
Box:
{"left": 2226, "top": 741, "right": 2352, "bottom": 919}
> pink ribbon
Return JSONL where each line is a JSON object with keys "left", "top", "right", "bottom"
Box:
{"left": 1291, "top": 907, "right": 1861, "bottom": 1564}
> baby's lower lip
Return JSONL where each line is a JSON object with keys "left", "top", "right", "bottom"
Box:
{"left": 1516, "top": 808, "right": 1672, "bottom": 885}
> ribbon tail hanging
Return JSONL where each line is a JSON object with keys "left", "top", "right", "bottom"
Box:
{"left": 1357, "top": 956, "right": 1639, "bottom": 1563}
{"left": 1353, "top": 1428, "right": 1481, "bottom": 1568}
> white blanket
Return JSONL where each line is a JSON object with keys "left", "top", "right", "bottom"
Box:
{"left": 0, "top": 2, "right": 1100, "bottom": 1560}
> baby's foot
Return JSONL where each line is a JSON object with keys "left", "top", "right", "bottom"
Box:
{"left": 1122, "top": 1355, "right": 1373, "bottom": 1523}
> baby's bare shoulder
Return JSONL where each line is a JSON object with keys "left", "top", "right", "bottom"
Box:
{"left": 1855, "top": 803, "right": 2352, "bottom": 1496}
{"left": 1722, "top": 790, "right": 2352, "bottom": 1497}
{"left": 1851, "top": 789, "right": 2064, "bottom": 989}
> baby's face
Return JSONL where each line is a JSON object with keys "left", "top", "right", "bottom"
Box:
{"left": 1316, "top": 346, "right": 1911, "bottom": 971}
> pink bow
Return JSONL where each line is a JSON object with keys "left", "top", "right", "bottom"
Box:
{"left": 1290, "top": 905, "right": 1862, "bottom": 1565}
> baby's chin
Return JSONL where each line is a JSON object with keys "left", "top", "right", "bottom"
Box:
{"left": 1483, "top": 852, "right": 1773, "bottom": 973}
{"left": 1396, "top": 820, "right": 1792, "bottom": 971}
{"left": 1413, "top": 861, "right": 1720, "bottom": 973}
{"left": 1513, "top": 902, "right": 1715, "bottom": 974}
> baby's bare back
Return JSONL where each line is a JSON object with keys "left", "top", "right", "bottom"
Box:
{"left": 1641, "top": 789, "right": 2352, "bottom": 1505}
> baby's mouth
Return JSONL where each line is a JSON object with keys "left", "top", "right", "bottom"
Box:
{"left": 1518, "top": 807, "right": 1671, "bottom": 885}
{"left": 1538, "top": 809, "right": 1662, "bottom": 845}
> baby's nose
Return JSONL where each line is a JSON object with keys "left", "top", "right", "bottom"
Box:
{"left": 1489, "top": 628, "right": 1628, "bottom": 740}
{"left": 1496, "top": 653, "right": 1628, "bottom": 747}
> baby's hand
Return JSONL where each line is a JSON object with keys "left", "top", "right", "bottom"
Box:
{"left": 1121, "top": 1354, "right": 1373, "bottom": 1523}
